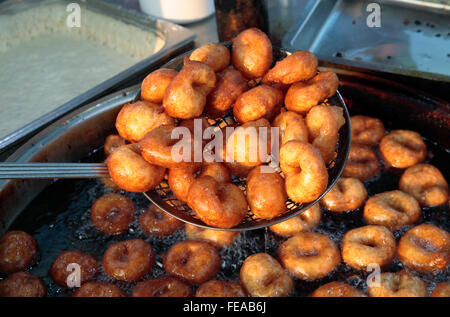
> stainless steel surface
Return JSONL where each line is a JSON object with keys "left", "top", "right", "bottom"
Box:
{"left": 0, "top": 0, "right": 196, "bottom": 154}
{"left": 283, "top": 0, "right": 450, "bottom": 82}
{"left": 0, "top": 163, "right": 109, "bottom": 179}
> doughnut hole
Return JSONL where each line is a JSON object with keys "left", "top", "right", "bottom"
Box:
{"left": 49, "top": 250, "right": 98, "bottom": 287}
{"left": 163, "top": 240, "right": 220, "bottom": 285}
{"left": 0, "top": 272, "right": 46, "bottom": 297}
{"left": 0, "top": 231, "right": 38, "bottom": 274}
{"left": 102, "top": 239, "right": 155, "bottom": 282}
{"left": 90, "top": 193, "right": 135, "bottom": 235}
{"left": 342, "top": 225, "right": 396, "bottom": 271}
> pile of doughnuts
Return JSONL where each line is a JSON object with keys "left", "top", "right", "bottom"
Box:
{"left": 106, "top": 27, "right": 346, "bottom": 229}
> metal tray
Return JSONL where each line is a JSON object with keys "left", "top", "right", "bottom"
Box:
{"left": 0, "top": 0, "right": 196, "bottom": 154}
{"left": 283, "top": 0, "right": 450, "bottom": 83}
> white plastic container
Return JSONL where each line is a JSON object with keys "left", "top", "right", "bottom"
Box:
{"left": 139, "top": 0, "right": 215, "bottom": 24}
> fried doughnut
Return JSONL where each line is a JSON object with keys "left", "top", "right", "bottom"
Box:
{"left": 246, "top": 166, "right": 287, "bottom": 219}
{"left": 342, "top": 143, "right": 379, "bottom": 181}
{"left": 225, "top": 118, "right": 272, "bottom": 168}
{"left": 190, "top": 43, "right": 231, "bottom": 72}
{"left": 399, "top": 164, "right": 449, "bottom": 207}
{"left": 269, "top": 204, "right": 321, "bottom": 237}
{"left": 141, "top": 68, "right": 178, "bottom": 104}
{"left": 49, "top": 250, "right": 98, "bottom": 287}
{"left": 272, "top": 110, "right": 308, "bottom": 145}
{"left": 278, "top": 232, "right": 340, "bottom": 280}
{"left": 139, "top": 124, "right": 199, "bottom": 169}
{"left": 104, "top": 134, "right": 126, "bottom": 158}
{"left": 397, "top": 224, "right": 450, "bottom": 274}
{"left": 431, "top": 282, "right": 450, "bottom": 297}
{"left": 363, "top": 190, "right": 421, "bottom": 230}
{"left": 184, "top": 224, "right": 239, "bottom": 248}
{"left": 115, "top": 100, "right": 174, "bottom": 143}
{"left": 350, "top": 115, "right": 385, "bottom": 146}
{"left": 233, "top": 85, "right": 283, "bottom": 123}
{"left": 342, "top": 225, "right": 396, "bottom": 271}
{"left": 168, "top": 164, "right": 201, "bottom": 202}
{"left": 163, "top": 240, "right": 220, "bottom": 285}
{"left": 280, "top": 140, "right": 328, "bottom": 203}
{"left": 187, "top": 176, "right": 247, "bottom": 228}
{"left": 199, "top": 162, "right": 231, "bottom": 183}
{"left": 132, "top": 276, "right": 192, "bottom": 297}
{"left": 0, "top": 231, "right": 38, "bottom": 274}
{"left": 90, "top": 193, "right": 135, "bottom": 235}
{"left": 163, "top": 58, "right": 216, "bottom": 119}
{"left": 262, "top": 50, "right": 317, "bottom": 84}
{"left": 106, "top": 144, "right": 165, "bottom": 192}
{"left": 102, "top": 239, "right": 154, "bottom": 282}
{"left": 72, "top": 281, "right": 126, "bottom": 297}
{"left": 306, "top": 105, "right": 340, "bottom": 163}
{"left": 205, "top": 67, "right": 249, "bottom": 118}
{"left": 311, "top": 281, "right": 366, "bottom": 297}
{"left": 0, "top": 272, "right": 46, "bottom": 297}
{"left": 367, "top": 271, "right": 427, "bottom": 297}
{"left": 239, "top": 253, "right": 293, "bottom": 297}
{"left": 232, "top": 28, "right": 272, "bottom": 79}
{"left": 321, "top": 177, "right": 367, "bottom": 212}
{"left": 379, "top": 130, "right": 427, "bottom": 168}
{"left": 285, "top": 72, "right": 339, "bottom": 114}
{"left": 196, "top": 280, "right": 246, "bottom": 297}
{"left": 139, "top": 204, "right": 183, "bottom": 236}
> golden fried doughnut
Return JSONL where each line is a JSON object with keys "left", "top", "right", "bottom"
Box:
{"left": 239, "top": 253, "right": 293, "bottom": 297}
{"left": 285, "top": 72, "right": 339, "bottom": 114}
{"left": 141, "top": 68, "right": 178, "bottom": 104}
{"left": 311, "top": 281, "right": 366, "bottom": 297}
{"left": 262, "top": 50, "right": 318, "bottom": 85}
{"left": 168, "top": 164, "right": 202, "bottom": 202}
{"left": 72, "top": 281, "right": 126, "bottom": 297}
{"left": 342, "top": 143, "right": 379, "bottom": 181}
{"left": 367, "top": 271, "right": 427, "bottom": 297}
{"left": 104, "top": 134, "right": 126, "bottom": 158}
{"left": 49, "top": 250, "right": 98, "bottom": 287}
{"left": 115, "top": 100, "right": 174, "bottom": 143}
{"left": 399, "top": 164, "right": 449, "bottom": 207}
{"left": 279, "top": 140, "right": 328, "bottom": 203}
{"left": 350, "top": 115, "right": 385, "bottom": 146}
{"left": 190, "top": 43, "right": 231, "bottom": 72}
{"left": 0, "top": 272, "right": 46, "bottom": 297}
{"left": 139, "top": 124, "right": 199, "bottom": 169}
{"left": 163, "top": 240, "right": 220, "bottom": 285}
{"left": 232, "top": 28, "right": 272, "bottom": 79}
{"left": 132, "top": 276, "right": 192, "bottom": 297}
{"left": 306, "top": 105, "right": 340, "bottom": 163}
{"left": 196, "top": 280, "right": 246, "bottom": 297}
{"left": 106, "top": 144, "right": 166, "bottom": 192}
{"left": 102, "top": 239, "right": 154, "bottom": 282}
{"left": 363, "top": 190, "right": 421, "bottom": 230}
{"left": 246, "top": 165, "right": 287, "bottom": 219}
{"left": 199, "top": 162, "right": 231, "bottom": 183}
{"left": 163, "top": 57, "right": 216, "bottom": 119}
{"left": 233, "top": 85, "right": 283, "bottom": 123}
{"left": 379, "top": 130, "right": 427, "bottom": 168}
{"left": 225, "top": 118, "right": 272, "bottom": 168}
{"left": 0, "top": 231, "right": 38, "bottom": 274}
{"left": 342, "top": 225, "right": 396, "bottom": 271}
{"left": 205, "top": 67, "right": 249, "bottom": 118}
{"left": 397, "top": 224, "right": 449, "bottom": 274}
{"left": 187, "top": 176, "right": 247, "bottom": 228}
{"left": 184, "top": 224, "right": 239, "bottom": 248}
{"left": 139, "top": 204, "right": 183, "bottom": 237}
{"left": 431, "top": 282, "right": 450, "bottom": 297}
{"left": 272, "top": 110, "right": 308, "bottom": 145}
{"left": 320, "top": 177, "right": 367, "bottom": 212}
{"left": 278, "top": 232, "right": 340, "bottom": 280}
{"left": 269, "top": 204, "right": 321, "bottom": 237}
{"left": 90, "top": 193, "right": 135, "bottom": 235}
